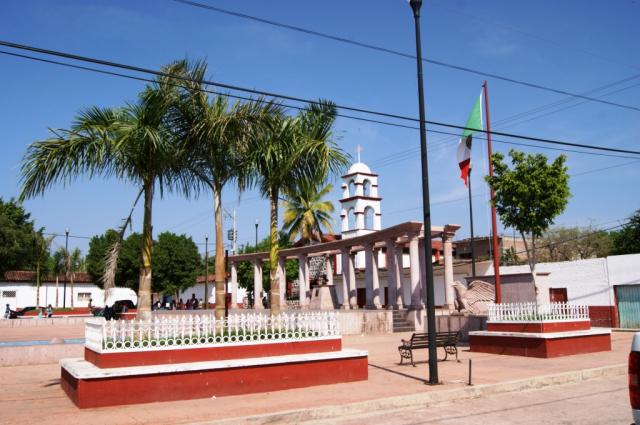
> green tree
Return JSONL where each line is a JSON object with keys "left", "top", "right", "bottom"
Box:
{"left": 612, "top": 210, "right": 640, "bottom": 255}
{"left": 486, "top": 150, "right": 570, "bottom": 298}
{"left": 86, "top": 229, "right": 120, "bottom": 288}
{"left": 246, "top": 101, "right": 348, "bottom": 314}
{"left": 153, "top": 232, "right": 200, "bottom": 297}
{"left": 282, "top": 182, "right": 335, "bottom": 243}
{"left": 116, "top": 233, "right": 144, "bottom": 291}
{"left": 174, "top": 61, "right": 274, "bottom": 318}
{"left": 0, "top": 198, "right": 47, "bottom": 276}
{"left": 235, "top": 232, "right": 298, "bottom": 305}
{"left": 18, "top": 61, "right": 196, "bottom": 320}
{"left": 539, "top": 226, "right": 612, "bottom": 262}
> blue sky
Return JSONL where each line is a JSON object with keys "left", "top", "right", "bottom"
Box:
{"left": 1, "top": 0, "right": 639, "bottom": 256}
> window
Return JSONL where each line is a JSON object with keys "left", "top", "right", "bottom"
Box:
{"left": 2, "top": 291, "right": 16, "bottom": 298}
{"left": 363, "top": 180, "right": 371, "bottom": 197}
{"left": 364, "top": 207, "right": 375, "bottom": 230}
{"left": 348, "top": 180, "right": 356, "bottom": 197}
{"left": 77, "top": 292, "right": 92, "bottom": 302}
{"left": 348, "top": 207, "right": 356, "bottom": 230}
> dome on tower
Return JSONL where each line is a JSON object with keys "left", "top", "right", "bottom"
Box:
{"left": 347, "top": 162, "right": 371, "bottom": 175}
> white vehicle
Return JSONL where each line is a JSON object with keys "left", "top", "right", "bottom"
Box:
{"left": 104, "top": 287, "right": 138, "bottom": 307}
{"left": 630, "top": 333, "right": 640, "bottom": 424}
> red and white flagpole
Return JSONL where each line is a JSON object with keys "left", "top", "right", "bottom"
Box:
{"left": 483, "top": 80, "right": 502, "bottom": 304}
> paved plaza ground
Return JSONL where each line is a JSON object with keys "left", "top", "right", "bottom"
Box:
{"left": 0, "top": 325, "right": 632, "bottom": 425}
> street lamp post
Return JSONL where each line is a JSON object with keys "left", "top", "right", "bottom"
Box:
{"left": 408, "top": 0, "right": 439, "bottom": 385}
{"left": 255, "top": 219, "right": 259, "bottom": 247}
{"left": 204, "top": 234, "right": 209, "bottom": 310}
{"left": 63, "top": 228, "right": 69, "bottom": 309}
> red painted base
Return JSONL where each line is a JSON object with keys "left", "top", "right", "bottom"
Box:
{"left": 469, "top": 333, "right": 611, "bottom": 358}
{"left": 487, "top": 321, "right": 591, "bottom": 333}
{"left": 62, "top": 354, "right": 368, "bottom": 408}
{"left": 85, "top": 338, "right": 342, "bottom": 368}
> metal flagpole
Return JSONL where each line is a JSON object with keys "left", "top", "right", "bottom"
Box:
{"left": 467, "top": 169, "right": 476, "bottom": 278}
{"left": 483, "top": 81, "right": 502, "bottom": 303}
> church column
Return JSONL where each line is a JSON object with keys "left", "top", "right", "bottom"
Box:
{"left": 230, "top": 262, "right": 238, "bottom": 307}
{"left": 408, "top": 234, "right": 423, "bottom": 309}
{"left": 297, "top": 254, "right": 307, "bottom": 308}
{"left": 364, "top": 242, "right": 381, "bottom": 309}
{"left": 253, "top": 260, "right": 263, "bottom": 310}
{"left": 325, "top": 255, "right": 334, "bottom": 285}
{"left": 340, "top": 248, "right": 351, "bottom": 309}
{"left": 278, "top": 256, "right": 287, "bottom": 309}
{"left": 442, "top": 231, "right": 455, "bottom": 310}
{"left": 385, "top": 239, "right": 398, "bottom": 310}
{"left": 348, "top": 252, "right": 358, "bottom": 308}
{"left": 395, "top": 247, "right": 405, "bottom": 309}
{"left": 419, "top": 238, "right": 427, "bottom": 305}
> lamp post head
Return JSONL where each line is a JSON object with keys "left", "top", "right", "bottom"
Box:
{"left": 65, "top": 228, "right": 69, "bottom": 235}
{"left": 409, "top": 0, "right": 422, "bottom": 17}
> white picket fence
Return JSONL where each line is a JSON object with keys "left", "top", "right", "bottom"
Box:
{"left": 85, "top": 312, "right": 340, "bottom": 353}
{"left": 488, "top": 302, "right": 590, "bottom": 323}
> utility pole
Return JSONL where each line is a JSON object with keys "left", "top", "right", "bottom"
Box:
{"left": 63, "top": 228, "right": 69, "bottom": 309}
{"left": 408, "top": 0, "right": 439, "bottom": 385}
{"left": 255, "top": 219, "right": 259, "bottom": 248}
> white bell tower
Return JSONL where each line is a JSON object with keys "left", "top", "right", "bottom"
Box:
{"left": 340, "top": 145, "right": 382, "bottom": 239}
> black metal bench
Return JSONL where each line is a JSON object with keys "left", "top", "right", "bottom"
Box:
{"left": 398, "top": 331, "right": 460, "bottom": 366}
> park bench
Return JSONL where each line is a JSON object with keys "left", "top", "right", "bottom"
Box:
{"left": 398, "top": 331, "right": 460, "bottom": 366}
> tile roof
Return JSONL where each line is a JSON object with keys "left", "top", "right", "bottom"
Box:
{"left": 2, "top": 270, "right": 93, "bottom": 284}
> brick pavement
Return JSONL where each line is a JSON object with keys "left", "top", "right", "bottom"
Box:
{"left": 0, "top": 330, "right": 632, "bottom": 425}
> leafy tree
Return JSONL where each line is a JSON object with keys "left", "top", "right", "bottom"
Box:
{"left": 282, "top": 182, "right": 335, "bottom": 243}
{"left": 153, "top": 232, "right": 200, "bottom": 297}
{"left": 612, "top": 209, "right": 640, "bottom": 255}
{"left": 19, "top": 61, "right": 196, "bottom": 320}
{"left": 116, "top": 233, "right": 144, "bottom": 291}
{"left": 86, "top": 229, "right": 119, "bottom": 288}
{"left": 486, "top": 150, "right": 570, "bottom": 299}
{"left": 538, "top": 226, "right": 612, "bottom": 262}
{"left": 236, "top": 233, "right": 298, "bottom": 303}
{"left": 0, "top": 197, "right": 47, "bottom": 276}
{"left": 246, "top": 101, "right": 349, "bottom": 314}
{"left": 500, "top": 246, "right": 525, "bottom": 266}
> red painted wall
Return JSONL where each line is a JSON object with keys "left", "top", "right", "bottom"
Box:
{"left": 487, "top": 321, "right": 590, "bottom": 333}
{"left": 470, "top": 333, "right": 611, "bottom": 358}
{"left": 62, "top": 355, "right": 368, "bottom": 408}
{"left": 588, "top": 306, "right": 618, "bottom": 328}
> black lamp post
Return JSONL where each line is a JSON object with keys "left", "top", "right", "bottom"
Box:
{"left": 204, "top": 234, "right": 209, "bottom": 310}
{"left": 255, "top": 219, "right": 259, "bottom": 247}
{"left": 63, "top": 228, "right": 69, "bottom": 309}
{"left": 409, "top": 0, "right": 439, "bottom": 385}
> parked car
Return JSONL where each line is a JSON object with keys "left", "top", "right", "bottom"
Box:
{"left": 113, "top": 299, "right": 135, "bottom": 313}
{"left": 629, "top": 333, "right": 640, "bottom": 424}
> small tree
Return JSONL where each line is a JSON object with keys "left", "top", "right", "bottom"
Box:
{"left": 612, "top": 209, "right": 640, "bottom": 255}
{"left": 486, "top": 150, "right": 570, "bottom": 300}
{"left": 153, "top": 232, "right": 200, "bottom": 299}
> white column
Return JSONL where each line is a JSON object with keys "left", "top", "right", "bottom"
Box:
{"left": 365, "top": 243, "right": 381, "bottom": 309}
{"left": 348, "top": 252, "right": 358, "bottom": 308}
{"left": 340, "top": 248, "right": 351, "bottom": 309}
{"left": 325, "top": 256, "right": 334, "bottom": 285}
{"left": 395, "top": 247, "right": 405, "bottom": 309}
{"left": 278, "top": 256, "right": 287, "bottom": 309}
{"left": 443, "top": 232, "right": 455, "bottom": 310}
{"left": 230, "top": 262, "right": 238, "bottom": 307}
{"left": 253, "top": 260, "right": 263, "bottom": 310}
{"left": 297, "top": 254, "right": 307, "bottom": 307}
{"left": 305, "top": 256, "right": 312, "bottom": 305}
{"left": 419, "top": 238, "right": 427, "bottom": 305}
{"left": 409, "top": 235, "right": 423, "bottom": 309}
{"left": 385, "top": 239, "right": 398, "bottom": 310}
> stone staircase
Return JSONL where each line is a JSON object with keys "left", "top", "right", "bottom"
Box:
{"left": 391, "top": 310, "right": 414, "bottom": 333}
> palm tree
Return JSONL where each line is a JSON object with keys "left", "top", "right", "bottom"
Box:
{"left": 247, "top": 101, "right": 349, "bottom": 314}
{"left": 282, "top": 182, "right": 335, "bottom": 243}
{"left": 52, "top": 248, "right": 65, "bottom": 307}
{"left": 19, "top": 61, "right": 195, "bottom": 320}
{"left": 174, "top": 61, "right": 278, "bottom": 319}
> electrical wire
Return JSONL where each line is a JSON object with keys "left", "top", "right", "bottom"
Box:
{"left": 1, "top": 43, "right": 639, "bottom": 157}
{"left": 169, "top": 0, "right": 640, "bottom": 113}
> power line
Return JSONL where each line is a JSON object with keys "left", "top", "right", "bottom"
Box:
{"left": 169, "top": 0, "right": 640, "bottom": 113}
{"left": 1, "top": 42, "right": 639, "bottom": 158}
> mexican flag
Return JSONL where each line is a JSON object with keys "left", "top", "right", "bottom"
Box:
{"left": 457, "top": 92, "right": 483, "bottom": 186}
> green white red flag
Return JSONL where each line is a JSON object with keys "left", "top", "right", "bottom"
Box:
{"left": 457, "top": 92, "right": 483, "bottom": 186}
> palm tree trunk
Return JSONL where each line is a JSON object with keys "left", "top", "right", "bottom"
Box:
{"left": 55, "top": 275, "right": 59, "bottom": 308}
{"left": 214, "top": 186, "right": 226, "bottom": 320}
{"left": 36, "top": 260, "right": 41, "bottom": 309}
{"left": 269, "top": 189, "right": 281, "bottom": 315}
{"left": 137, "top": 180, "right": 154, "bottom": 320}
{"left": 70, "top": 271, "right": 74, "bottom": 309}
